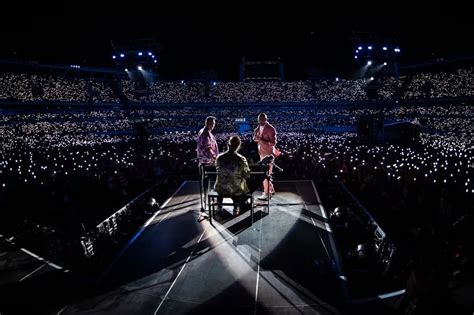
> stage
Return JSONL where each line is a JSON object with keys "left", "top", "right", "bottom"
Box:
{"left": 53, "top": 180, "right": 344, "bottom": 314}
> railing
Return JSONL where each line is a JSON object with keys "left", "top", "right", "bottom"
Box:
{"left": 333, "top": 177, "right": 388, "bottom": 242}
{"left": 80, "top": 177, "right": 170, "bottom": 259}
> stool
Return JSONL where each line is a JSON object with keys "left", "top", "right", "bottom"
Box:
{"left": 208, "top": 190, "right": 254, "bottom": 225}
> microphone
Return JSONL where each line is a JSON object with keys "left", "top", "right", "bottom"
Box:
{"left": 258, "top": 155, "right": 283, "bottom": 172}
{"left": 272, "top": 163, "right": 284, "bottom": 172}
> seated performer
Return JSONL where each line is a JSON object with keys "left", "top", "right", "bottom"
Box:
{"left": 214, "top": 136, "right": 250, "bottom": 216}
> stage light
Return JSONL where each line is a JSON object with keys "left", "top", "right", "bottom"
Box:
{"left": 120, "top": 53, "right": 125, "bottom": 58}
{"left": 354, "top": 55, "right": 358, "bottom": 59}
{"left": 370, "top": 77, "right": 374, "bottom": 80}
{"left": 112, "top": 55, "right": 116, "bottom": 59}
{"left": 358, "top": 46, "right": 363, "bottom": 50}
{"left": 125, "top": 68, "right": 129, "bottom": 72}
{"left": 213, "top": 81, "right": 217, "bottom": 86}
{"left": 383, "top": 46, "right": 388, "bottom": 51}
{"left": 154, "top": 60, "right": 157, "bottom": 63}
{"left": 335, "top": 77, "right": 339, "bottom": 82}
{"left": 383, "top": 62, "right": 387, "bottom": 66}
{"left": 368, "top": 46, "right": 373, "bottom": 50}
{"left": 367, "top": 61, "right": 372, "bottom": 66}
{"left": 138, "top": 52, "right": 143, "bottom": 56}
{"left": 138, "top": 66, "right": 143, "bottom": 70}
{"left": 148, "top": 52, "right": 152, "bottom": 56}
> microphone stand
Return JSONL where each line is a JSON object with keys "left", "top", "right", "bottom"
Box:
{"left": 193, "top": 158, "right": 208, "bottom": 219}
{"left": 261, "top": 160, "right": 283, "bottom": 213}
{"left": 199, "top": 164, "right": 206, "bottom": 213}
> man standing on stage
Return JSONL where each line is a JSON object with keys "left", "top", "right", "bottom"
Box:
{"left": 197, "top": 116, "right": 219, "bottom": 211}
{"left": 253, "top": 112, "right": 279, "bottom": 200}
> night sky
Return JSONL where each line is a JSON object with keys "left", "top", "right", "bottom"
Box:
{"left": 1, "top": 0, "right": 472, "bottom": 80}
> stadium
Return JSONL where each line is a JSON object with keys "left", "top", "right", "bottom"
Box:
{"left": 0, "top": 2, "right": 473, "bottom": 315}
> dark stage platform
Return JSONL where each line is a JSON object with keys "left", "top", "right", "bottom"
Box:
{"left": 58, "top": 180, "right": 345, "bottom": 314}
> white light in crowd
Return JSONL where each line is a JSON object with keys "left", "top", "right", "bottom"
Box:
{"left": 358, "top": 46, "right": 363, "bottom": 50}
{"left": 138, "top": 52, "right": 143, "bottom": 56}
{"left": 112, "top": 55, "right": 116, "bottom": 59}
{"left": 383, "top": 62, "right": 387, "bottom": 66}
{"left": 383, "top": 46, "right": 387, "bottom": 51}
{"left": 335, "top": 77, "right": 339, "bottom": 82}
{"left": 154, "top": 60, "right": 157, "bottom": 63}
{"left": 148, "top": 52, "right": 152, "bottom": 56}
{"left": 367, "top": 61, "right": 372, "bottom": 66}
{"left": 354, "top": 56, "right": 358, "bottom": 59}
{"left": 125, "top": 68, "right": 128, "bottom": 72}
{"left": 120, "top": 53, "right": 125, "bottom": 58}
{"left": 370, "top": 77, "right": 374, "bottom": 80}
{"left": 138, "top": 66, "right": 143, "bottom": 70}
{"left": 368, "top": 46, "right": 373, "bottom": 50}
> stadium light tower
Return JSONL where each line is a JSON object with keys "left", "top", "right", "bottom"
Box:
{"left": 351, "top": 31, "right": 401, "bottom": 85}
{"left": 111, "top": 37, "right": 161, "bottom": 91}
{"left": 351, "top": 31, "right": 403, "bottom": 135}
{"left": 111, "top": 37, "right": 161, "bottom": 74}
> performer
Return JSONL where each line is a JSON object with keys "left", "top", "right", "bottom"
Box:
{"left": 197, "top": 116, "right": 219, "bottom": 212}
{"left": 253, "top": 112, "right": 280, "bottom": 200}
{"left": 214, "top": 136, "right": 250, "bottom": 215}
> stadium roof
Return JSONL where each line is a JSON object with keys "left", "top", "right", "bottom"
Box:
{"left": 1, "top": 0, "right": 472, "bottom": 80}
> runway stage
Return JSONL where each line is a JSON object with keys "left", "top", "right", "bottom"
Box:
{"left": 54, "top": 180, "right": 346, "bottom": 314}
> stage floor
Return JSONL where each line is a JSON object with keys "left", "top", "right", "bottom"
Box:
{"left": 56, "top": 180, "right": 345, "bottom": 314}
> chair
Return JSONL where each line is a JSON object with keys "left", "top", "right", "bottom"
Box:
{"left": 208, "top": 190, "right": 254, "bottom": 225}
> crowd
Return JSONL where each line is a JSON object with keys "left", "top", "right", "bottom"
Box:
{"left": 401, "top": 68, "right": 474, "bottom": 100}
{"left": 0, "top": 73, "right": 119, "bottom": 103}
{"left": 120, "top": 68, "right": 473, "bottom": 104}
{"left": 1, "top": 67, "right": 472, "bottom": 105}
{"left": 1, "top": 103, "right": 471, "bottom": 231}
